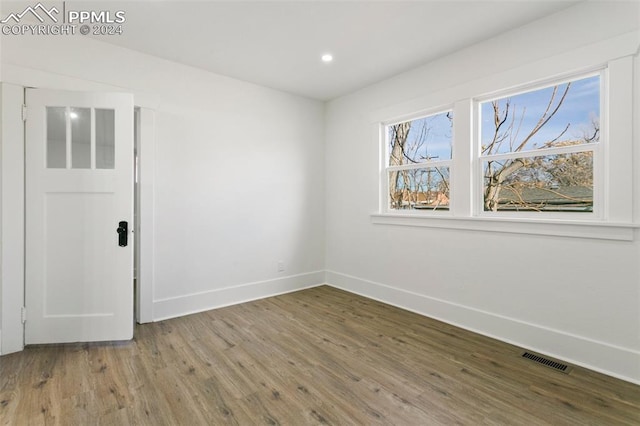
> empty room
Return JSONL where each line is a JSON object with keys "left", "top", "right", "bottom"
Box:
{"left": 1, "top": 0, "right": 639, "bottom": 424}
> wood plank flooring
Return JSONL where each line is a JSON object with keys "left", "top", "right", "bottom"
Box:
{"left": 1, "top": 285, "right": 639, "bottom": 425}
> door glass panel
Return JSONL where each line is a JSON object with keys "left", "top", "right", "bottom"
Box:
{"left": 71, "top": 107, "right": 91, "bottom": 169}
{"left": 96, "top": 109, "right": 115, "bottom": 169}
{"left": 46, "top": 107, "right": 66, "bottom": 168}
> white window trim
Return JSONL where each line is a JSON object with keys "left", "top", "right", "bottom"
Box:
{"left": 480, "top": 143, "right": 595, "bottom": 162}
{"left": 371, "top": 214, "right": 637, "bottom": 241}
{"left": 474, "top": 69, "right": 604, "bottom": 221}
{"left": 371, "top": 32, "right": 637, "bottom": 241}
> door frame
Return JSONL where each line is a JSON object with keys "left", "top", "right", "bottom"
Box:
{"left": 0, "top": 84, "right": 26, "bottom": 355}
{"left": 0, "top": 84, "right": 155, "bottom": 354}
{"left": 135, "top": 107, "right": 155, "bottom": 324}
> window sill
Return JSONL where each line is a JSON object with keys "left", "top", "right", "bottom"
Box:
{"left": 371, "top": 213, "right": 638, "bottom": 241}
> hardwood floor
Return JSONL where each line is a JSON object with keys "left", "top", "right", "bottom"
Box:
{"left": 1, "top": 285, "right": 639, "bottom": 425}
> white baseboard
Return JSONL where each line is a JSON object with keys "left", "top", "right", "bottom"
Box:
{"left": 152, "top": 270, "right": 325, "bottom": 321}
{"left": 325, "top": 270, "right": 640, "bottom": 385}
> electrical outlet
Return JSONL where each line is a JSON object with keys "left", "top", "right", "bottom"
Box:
{"left": 277, "top": 261, "right": 285, "bottom": 272}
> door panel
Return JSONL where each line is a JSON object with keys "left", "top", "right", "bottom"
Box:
{"left": 44, "top": 192, "right": 116, "bottom": 316}
{"left": 26, "top": 89, "right": 134, "bottom": 344}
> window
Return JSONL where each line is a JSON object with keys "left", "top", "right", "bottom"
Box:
{"left": 385, "top": 110, "right": 453, "bottom": 211}
{"left": 479, "top": 74, "right": 600, "bottom": 214}
{"left": 46, "top": 107, "right": 116, "bottom": 170}
{"left": 95, "top": 109, "right": 115, "bottom": 169}
{"left": 380, "top": 73, "right": 606, "bottom": 218}
{"left": 373, "top": 45, "right": 635, "bottom": 240}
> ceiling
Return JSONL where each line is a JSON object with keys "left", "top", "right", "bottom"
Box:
{"left": 10, "top": 1, "right": 580, "bottom": 100}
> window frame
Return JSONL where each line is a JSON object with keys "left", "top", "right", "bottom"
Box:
{"left": 473, "top": 69, "right": 605, "bottom": 220}
{"left": 372, "top": 43, "right": 637, "bottom": 241}
{"left": 381, "top": 108, "right": 454, "bottom": 215}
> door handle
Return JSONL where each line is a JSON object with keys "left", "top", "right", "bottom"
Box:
{"left": 116, "top": 221, "right": 128, "bottom": 247}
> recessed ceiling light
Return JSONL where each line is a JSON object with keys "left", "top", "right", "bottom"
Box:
{"left": 321, "top": 53, "right": 333, "bottom": 63}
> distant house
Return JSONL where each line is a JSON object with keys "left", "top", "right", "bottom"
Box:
{"left": 496, "top": 186, "right": 592, "bottom": 212}
{"left": 391, "top": 190, "right": 450, "bottom": 210}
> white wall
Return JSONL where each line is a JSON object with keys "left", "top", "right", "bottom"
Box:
{"left": 1, "top": 33, "right": 326, "bottom": 323}
{"left": 325, "top": 2, "right": 640, "bottom": 383}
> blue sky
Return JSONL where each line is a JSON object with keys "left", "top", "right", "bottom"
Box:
{"left": 480, "top": 75, "right": 600, "bottom": 154}
{"left": 388, "top": 111, "right": 453, "bottom": 163}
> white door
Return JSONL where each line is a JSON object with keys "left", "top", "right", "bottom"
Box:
{"left": 25, "top": 89, "right": 134, "bottom": 344}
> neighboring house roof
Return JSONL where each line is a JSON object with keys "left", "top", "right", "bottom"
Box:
{"left": 497, "top": 186, "right": 592, "bottom": 211}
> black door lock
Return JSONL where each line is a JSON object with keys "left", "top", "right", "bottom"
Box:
{"left": 116, "top": 221, "right": 128, "bottom": 247}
